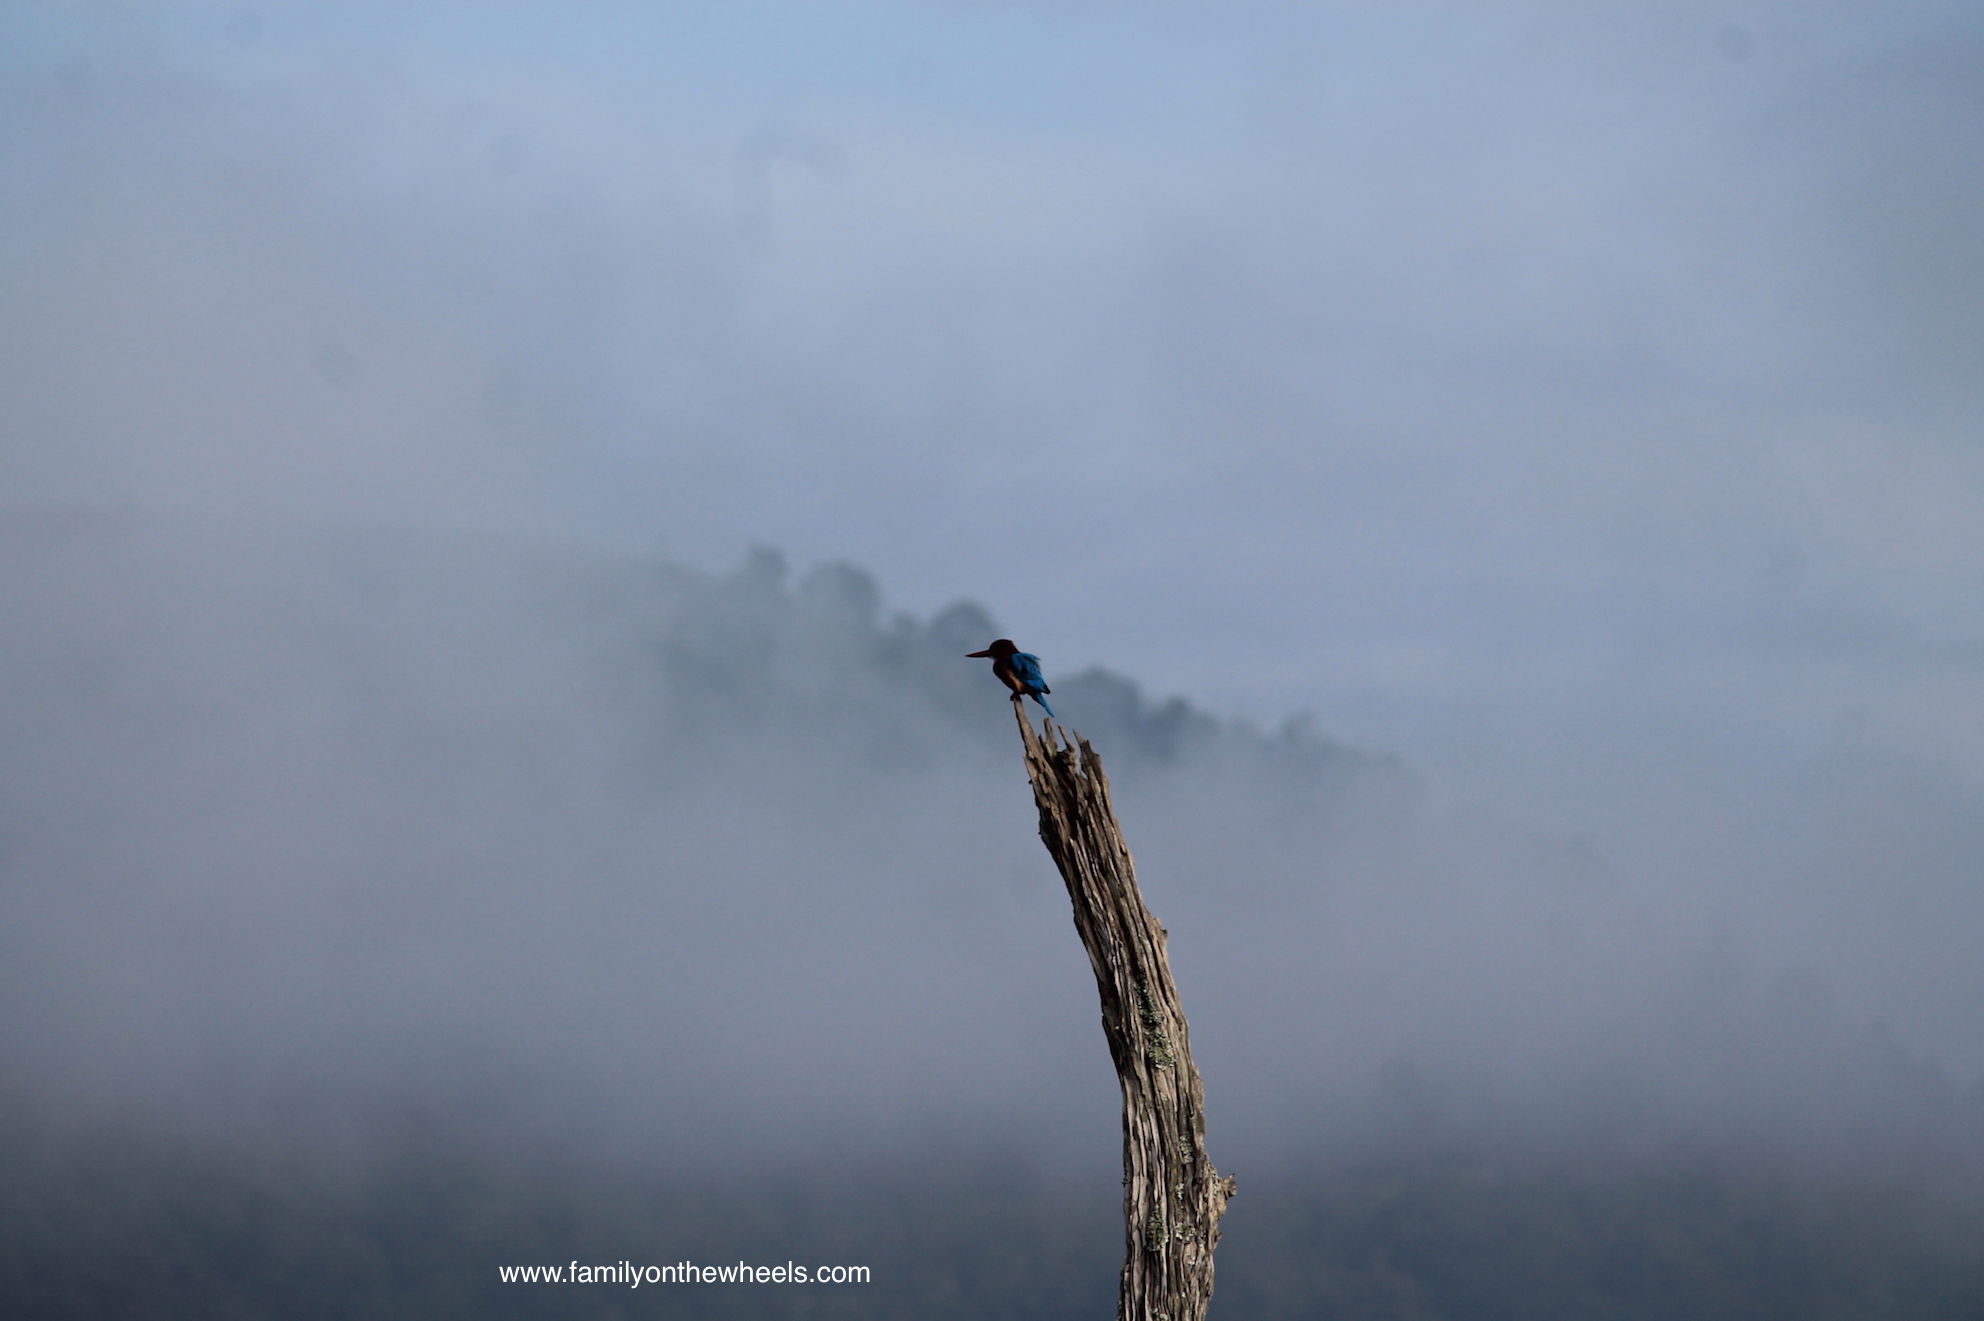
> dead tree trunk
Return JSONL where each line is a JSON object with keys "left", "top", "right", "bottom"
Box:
{"left": 1013, "top": 700, "right": 1235, "bottom": 1321}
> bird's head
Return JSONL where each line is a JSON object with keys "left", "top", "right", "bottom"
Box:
{"left": 966, "top": 638, "right": 1020, "bottom": 659}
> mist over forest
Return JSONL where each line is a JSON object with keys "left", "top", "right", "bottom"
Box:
{"left": 4, "top": 509, "right": 1982, "bottom": 1317}
{"left": 6, "top": 1, "right": 1984, "bottom": 1316}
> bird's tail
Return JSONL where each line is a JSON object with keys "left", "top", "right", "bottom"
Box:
{"left": 1031, "top": 692, "right": 1055, "bottom": 718}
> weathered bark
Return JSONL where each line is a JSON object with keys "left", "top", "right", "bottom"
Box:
{"left": 1013, "top": 699, "right": 1235, "bottom": 1321}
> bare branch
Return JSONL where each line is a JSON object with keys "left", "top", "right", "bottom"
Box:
{"left": 1013, "top": 700, "right": 1235, "bottom": 1321}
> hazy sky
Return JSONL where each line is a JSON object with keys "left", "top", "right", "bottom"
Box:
{"left": 4, "top": 1, "right": 1983, "bottom": 1158}
{"left": 8, "top": 1, "right": 1980, "bottom": 771}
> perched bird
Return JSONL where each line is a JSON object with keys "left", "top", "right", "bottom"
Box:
{"left": 967, "top": 638, "right": 1055, "bottom": 717}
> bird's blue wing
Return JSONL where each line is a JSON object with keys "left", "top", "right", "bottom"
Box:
{"left": 1012, "top": 652, "right": 1047, "bottom": 693}
{"left": 1013, "top": 653, "right": 1055, "bottom": 716}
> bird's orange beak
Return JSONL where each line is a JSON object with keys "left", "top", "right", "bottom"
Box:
{"left": 966, "top": 649, "right": 992, "bottom": 658}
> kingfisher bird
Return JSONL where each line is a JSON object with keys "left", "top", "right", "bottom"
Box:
{"left": 967, "top": 638, "right": 1055, "bottom": 717}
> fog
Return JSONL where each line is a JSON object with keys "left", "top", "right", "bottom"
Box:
{"left": 4, "top": 2, "right": 1983, "bottom": 1315}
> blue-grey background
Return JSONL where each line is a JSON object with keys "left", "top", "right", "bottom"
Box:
{"left": 3, "top": 3, "right": 1982, "bottom": 1316}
